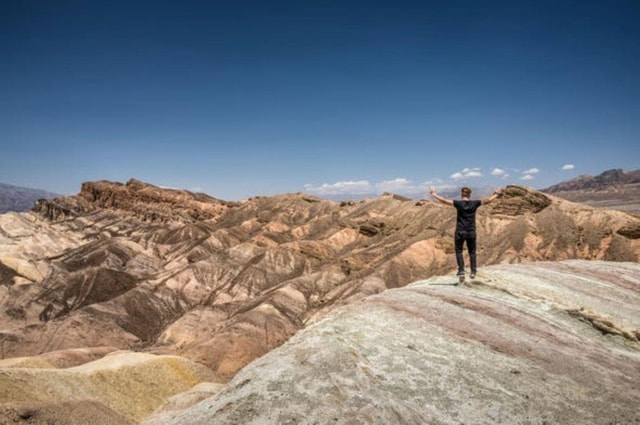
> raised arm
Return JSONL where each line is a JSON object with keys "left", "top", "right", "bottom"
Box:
{"left": 481, "top": 188, "right": 504, "bottom": 205}
{"left": 429, "top": 187, "right": 454, "bottom": 206}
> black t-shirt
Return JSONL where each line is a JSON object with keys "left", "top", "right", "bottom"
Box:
{"left": 453, "top": 200, "right": 482, "bottom": 232}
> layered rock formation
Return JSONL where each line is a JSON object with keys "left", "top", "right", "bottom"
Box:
{"left": 33, "top": 178, "right": 230, "bottom": 223}
{"left": 1, "top": 180, "right": 639, "bottom": 384}
{"left": 145, "top": 260, "right": 640, "bottom": 425}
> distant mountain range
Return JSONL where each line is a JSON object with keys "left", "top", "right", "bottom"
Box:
{"left": 3, "top": 168, "right": 639, "bottom": 215}
{"left": 0, "top": 183, "right": 60, "bottom": 214}
{"left": 541, "top": 168, "right": 640, "bottom": 214}
{"left": 542, "top": 168, "right": 640, "bottom": 192}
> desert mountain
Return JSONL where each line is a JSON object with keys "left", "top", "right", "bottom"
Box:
{"left": 1, "top": 179, "right": 639, "bottom": 382}
{"left": 543, "top": 168, "right": 640, "bottom": 192}
{"left": 542, "top": 168, "right": 640, "bottom": 213}
{"left": 0, "top": 183, "right": 59, "bottom": 214}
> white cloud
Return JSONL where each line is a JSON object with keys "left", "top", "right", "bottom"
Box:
{"left": 375, "top": 178, "right": 412, "bottom": 192}
{"left": 423, "top": 178, "right": 443, "bottom": 185}
{"left": 375, "top": 178, "right": 432, "bottom": 197}
{"left": 522, "top": 168, "right": 540, "bottom": 175}
{"left": 304, "top": 180, "right": 373, "bottom": 196}
{"left": 451, "top": 168, "right": 483, "bottom": 180}
{"left": 562, "top": 164, "right": 575, "bottom": 170}
{"left": 305, "top": 178, "right": 430, "bottom": 198}
{"left": 521, "top": 174, "right": 534, "bottom": 181}
{"left": 491, "top": 168, "right": 510, "bottom": 179}
{"left": 423, "top": 178, "right": 455, "bottom": 192}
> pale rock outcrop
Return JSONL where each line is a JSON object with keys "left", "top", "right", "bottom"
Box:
{"left": 145, "top": 382, "right": 225, "bottom": 423}
{"left": 150, "top": 260, "right": 640, "bottom": 425}
{"left": 0, "top": 256, "right": 43, "bottom": 282}
{"left": 0, "top": 351, "right": 216, "bottom": 424}
{"left": 0, "top": 400, "right": 132, "bottom": 425}
{"left": 0, "top": 346, "right": 119, "bottom": 369}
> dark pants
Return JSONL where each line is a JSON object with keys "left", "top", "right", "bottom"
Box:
{"left": 455, "top": 231, "right": 477, "bottom": 274}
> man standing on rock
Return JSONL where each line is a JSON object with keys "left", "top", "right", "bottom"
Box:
{"left": 429, "top": 186, "right": 504, "bottom": 284}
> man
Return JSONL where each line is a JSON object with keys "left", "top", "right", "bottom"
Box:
{"left": 429, "top": 186, "right": 504, "bottom": 284}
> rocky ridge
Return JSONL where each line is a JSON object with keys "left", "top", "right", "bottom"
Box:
{"left": 33, "top": 178, "right": 230, "bottom": 223}
{"left": 143, "top": 260, "right": 640, "bottom": 425}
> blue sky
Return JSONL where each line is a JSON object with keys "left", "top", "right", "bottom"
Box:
{"left": 1, "top": 0, "right": 638, "bottom": 200}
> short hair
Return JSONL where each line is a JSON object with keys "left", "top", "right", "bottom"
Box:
{"left": 461, "top": 187, "right": 472, "bottom": 196}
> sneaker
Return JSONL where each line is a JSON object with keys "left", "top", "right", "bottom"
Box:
{"left": 457, "top": 272, "right": 465, "bottom": 285}
{"left": 470, "top": 272, "right": 476, "bottom": 280}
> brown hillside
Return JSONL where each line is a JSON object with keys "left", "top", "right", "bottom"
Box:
{"left": 1, "top": 181, "right": 638, "bottom": 381}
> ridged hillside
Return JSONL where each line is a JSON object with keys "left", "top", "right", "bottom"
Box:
{"left": 0, "top": 180, "right": 638, "bottom": 382}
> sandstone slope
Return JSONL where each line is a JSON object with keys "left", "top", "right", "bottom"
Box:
{"left": 1, "top": 180, "right": 639, "bottom": 382}
{"left": 0, "top": 351, "right": 215, "bottom": 424}
{"left": 146, "top": 260, "right": 640, "bottom": 425}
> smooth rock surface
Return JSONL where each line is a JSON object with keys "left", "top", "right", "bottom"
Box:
{"left": 151, "top": 260, "right": 640, "bottom": 425}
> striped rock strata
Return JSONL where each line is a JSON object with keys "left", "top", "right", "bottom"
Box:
{"left": 148, "top": 260, "right": 640, "bottom": 425}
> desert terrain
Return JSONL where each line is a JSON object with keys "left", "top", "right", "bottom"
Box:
{"left": 0, "top": 179, "right": 638, "bottom": 423}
